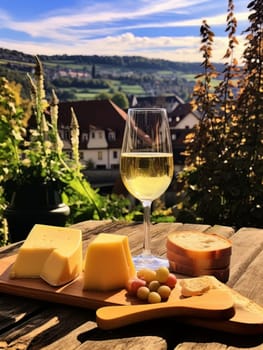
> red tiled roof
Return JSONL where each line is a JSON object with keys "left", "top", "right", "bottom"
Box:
{"left": 58, "top": 99, "right": 127, "bottom": 148}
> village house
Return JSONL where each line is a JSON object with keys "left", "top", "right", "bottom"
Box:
{"left": 58, "top": 99, "right": 127, "bottom": 170}
{"left": 57, "top": 97, "right": 200, "bottom": 190}
{"left": 129, "top": 94, "right": 186, "bottom": 114}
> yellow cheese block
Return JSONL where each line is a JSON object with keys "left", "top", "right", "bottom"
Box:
{"left": 83, "top": 233, "right": 136, "bottom": 291}
{"left": 10, "top": 224, "right": 82, "bottom": 286}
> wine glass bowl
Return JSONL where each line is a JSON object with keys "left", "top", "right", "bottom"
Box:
{"left": 120, "top": 108, "right": 174, "bottom": 270}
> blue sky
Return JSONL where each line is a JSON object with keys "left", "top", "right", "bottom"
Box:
{"left": 0, "top": 0, "right": 250, "bottom": 62}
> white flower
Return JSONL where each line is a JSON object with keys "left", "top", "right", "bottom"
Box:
{"left": 21, "top": 158, "right": 31, "bottom": 167}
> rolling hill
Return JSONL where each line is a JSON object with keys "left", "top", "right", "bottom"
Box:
{"left": 0, "top": 47, "right": 222, "bottom": 102}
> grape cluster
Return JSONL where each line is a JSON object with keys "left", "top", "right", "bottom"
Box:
{"left": 127, "top": 266, "right": 177, "bottom": 304}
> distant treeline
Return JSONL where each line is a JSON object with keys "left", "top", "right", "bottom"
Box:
{"left": 0, "top": 47, "right": 224, "bottom": 101}
{"left": 0, "top": 47, "right": 224, "bottom": 74}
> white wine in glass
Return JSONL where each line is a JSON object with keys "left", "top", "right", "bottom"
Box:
{"left": 120, "top": 108, "right": 174, "bottom": 270}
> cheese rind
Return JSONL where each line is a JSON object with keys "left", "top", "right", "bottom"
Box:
{"left": 10, "top": 224, "right": 82, "bottom": 286}
{"left": 83, "top": 233, "right": 136, "bottom": 291}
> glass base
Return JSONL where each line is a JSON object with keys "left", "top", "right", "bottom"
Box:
{"left": 133, "top": 254, "right": 169, "bottom": 271}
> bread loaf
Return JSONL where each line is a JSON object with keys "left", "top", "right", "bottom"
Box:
{"left": 166, "top": 231, "right": 232, "bottom": 282}
{"left": 169, "top": 260, "right": 230, "bottom": 283}
{"left": 166, "top": 249, "right": 231, "bottom": 270}
{"left": 166, "top": 231, "right": 232, "bottom": 259}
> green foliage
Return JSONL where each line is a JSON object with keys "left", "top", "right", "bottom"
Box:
{"left": 177, "top": 0, "right": 263, "bottom": 228}
{"left": 0, "top": 57, "right": 143, "bottom": 246}
{"left": 0, "top": 186, "right": 8, "bottom": 245}
{"left": 97, "top": 194, "right": 133, "bottom": 221}
{"left": 0, "top": 57, "right": 104, "bottom": 244}
{"left": 95, "top": 90, "right": 129, "bottom": 109}
{"left": 52, "top": 77, "right": 111, "bottom": 89}
{"left": 111, "top": 92, "right": 129, "bottom": 109}
{"left": 95, "top": 91, "right": 112, "bottom": 100}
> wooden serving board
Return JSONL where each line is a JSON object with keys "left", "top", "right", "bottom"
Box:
{"left": 0, "top": 254, "right": 263, "bottom": 335}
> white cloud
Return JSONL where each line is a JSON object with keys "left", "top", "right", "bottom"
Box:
{"left": 0, "top": 0, "right": 212, "bottom": 40}
{"left": 0, "top": 32, "right": 246, "bottom": 64}
{"left": 0, "top": 0, "right": 249, "bottom": 63}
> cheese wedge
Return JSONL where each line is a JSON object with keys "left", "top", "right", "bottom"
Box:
{"left": 83, "top": 233, "right": 136, "bottom": 291}
{"left": 10, "top": 224, "right": 82, "bottom": 286}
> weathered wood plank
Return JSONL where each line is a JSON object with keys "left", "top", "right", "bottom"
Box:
{"left": 0, "top": 304, "right": 96, "bottom": 348}
{"left": 0, "top": 241, "right": 22, "bottom": 256}
{"left": 174, "top": 343, "right": 263, "bottom": 350}
{"left": 227, "top": 228, "right": 263, "bottom": 289}
{"left": 76, "top": 336, "right": 167, "bottom": 350}
{"left": 0, "top": 294, "right": 45, "bottom": 334}
{"left": 174, "top": 343, "right": 228, "bottom": 349}
{"left": 230, "top": 249, "right": 263, "bottom": 305}
{"left": 206, "top": 225, "right": 235, "bottom": 239}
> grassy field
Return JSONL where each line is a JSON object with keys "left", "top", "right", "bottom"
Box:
{"left": 62, "top": 83, "right": 146, "bottom": 100}
{"left": 0, "top": 51, "right": 200, "bottom": 101}
{"left": 121, "top": 84, "right": 145, "bottom": 95}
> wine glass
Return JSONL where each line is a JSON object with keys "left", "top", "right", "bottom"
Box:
{"left": 120, "top": 108, "right": 174, "bottom": 270}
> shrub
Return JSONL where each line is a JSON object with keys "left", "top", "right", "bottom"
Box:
{"left": 176, "top": 0, "right": 263, "bottom": 228}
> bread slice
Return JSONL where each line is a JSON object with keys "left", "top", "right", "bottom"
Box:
{"left": 166, "top": 248, "right": 231, "bottom": 270}
{"left": 169, "top": 260, "right": 230, "bottom": 282}
{"left": 180, "top": 276, "right": 212, "bottom": 297}
{"left": 166, "top": 231, "right": 232, "bottom": 260}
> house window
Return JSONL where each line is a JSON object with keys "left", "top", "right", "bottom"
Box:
{"left": 82, "top": 133, "right": 88, "bottom": 142}
{"left": 79, "top": 151, "right": 84, "bottom": 160}
{"left": 98, "top": 131, "right": 103, "bottom": 139}
{"left": 108, "top": 131, "right": 116, "bottom": 141}
{"left": 91, "top": 132, "right": 95, "bottom": 138}
{"left": 98, "top": 151, "right": 103, "bottom": 160}
{"left": 113, "top": 151, "right": 118, "bottom": 159}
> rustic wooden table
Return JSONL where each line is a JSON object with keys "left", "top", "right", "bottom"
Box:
{"left": 0, "top": 220, "right": 263, "bottom": 350}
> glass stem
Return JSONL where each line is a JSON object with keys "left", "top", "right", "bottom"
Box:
{"left": 142, "top": 200, "right": 152, "bottom": 256}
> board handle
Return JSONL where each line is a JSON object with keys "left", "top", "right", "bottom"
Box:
{"left": 96, "top": 289, "right": 235, "bottom": 329}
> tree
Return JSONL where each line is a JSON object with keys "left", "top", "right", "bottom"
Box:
{"left": 91, "top": 64, "right": 96, "bottom": 79}
{"left": 176, "top": 0, "right": 263, "bottom": 228}
{"left": 111, "top": 92, "right": 129, "bottom": 109}
{"left": 95, "top": 92, "right": 111, "bottom": 100}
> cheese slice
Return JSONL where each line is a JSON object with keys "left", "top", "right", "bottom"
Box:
{"left": 10, "top": 224, "right": 82, "bottom": 286}
{"left": 83, "top": 233, "right": 136, "bottom": 291}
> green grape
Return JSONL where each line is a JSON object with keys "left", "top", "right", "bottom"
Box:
{"left": 155, "top": 266, "right": 170, "bottom": 283}
{"left": 148, "top": 291, "right": 162, "bottom": 304}
{"left": 136, "top": 286, "right": 150, "bottom": 300}
{"left": 158, "top": 285, "right": 171, "bottom": 300}
{"left": 148, "top": 280, "right": 161, "bottom": 291}
{"left": 130, "top": 267, "right": 177, "bottom": 304}
{"left": 137, "top": 268, "right": 157, "bottom": 283}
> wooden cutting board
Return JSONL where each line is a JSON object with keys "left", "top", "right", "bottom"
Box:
{"left": 0, "top": 254, "right": 263, "bottom": 335}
